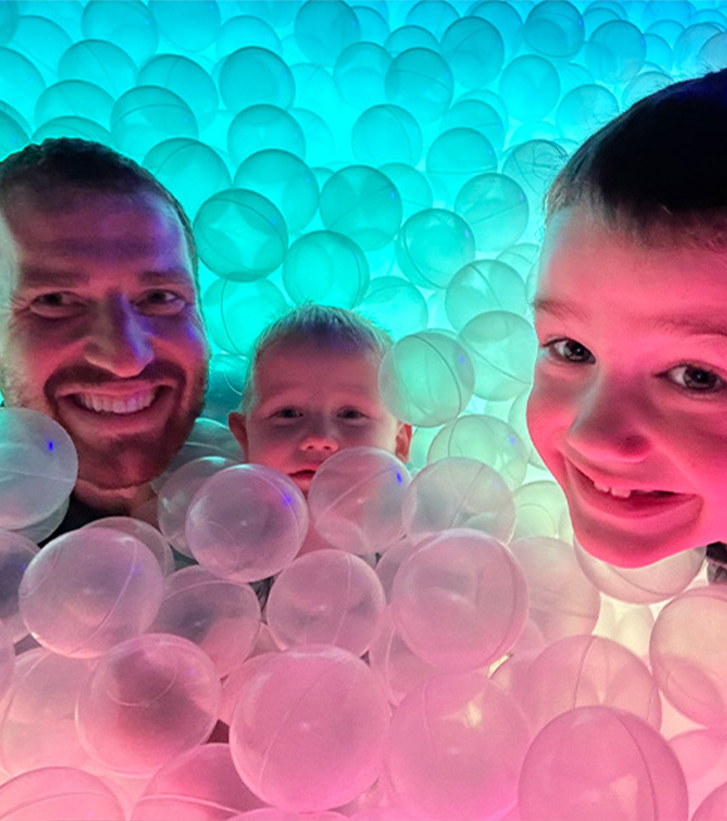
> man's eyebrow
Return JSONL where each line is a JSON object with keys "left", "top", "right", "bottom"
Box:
{"left": 139, "top": 269, "right": 195, "bottom": 286}
{"left": 18, "top": 266, "right": 88, "bottom": 288}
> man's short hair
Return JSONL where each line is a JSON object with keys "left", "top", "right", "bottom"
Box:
{"left": 546, "top": 68, "right": 727, "bottom": 248}
{"left": 0, "top": 137, "right": 198, "bottom": 274}
{"left": 241, "top": 303, "right": 393, "bottom": 411}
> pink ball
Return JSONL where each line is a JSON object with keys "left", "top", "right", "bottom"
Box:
{"left": 266, "top": 549, "right": 386, "bottom": 656}
{"left": 671, "top": 729, "right": 727, "bottom": 813}
{"left": 229, "top": 645, "right": 390, "bottom": 812}
{"left": 402, "top": 456, "right": 515, "bottom": 542}
{"left": 84, "top": 517, "right": 174, "bottom": 575}
{"left": 517, "top": 635, "right": 662, "bottom": 735}
{"left": 650, "top": 586, "right": 727, "bottom": 729}
{"left": 149, "top": 565, "right": 261, "bottom": 676}
{"left": 186, "top": 464, "right": 309, "bottom": 582}
{"left": 77, "top": 633, "right": 221, "bottom": 775}
{"left": 693, "top": 781, "right": 727, "bottom": 821}
{"left": 384, "top": 672, "right": 530, "bottom": 820}
{"left": 518, "top": 706, "right": 689, "bottom": 821}
{"left": 0, "top": 766, "right": 125, "bottom": 820}
{"left": 374, "top": 537, "right": 422, "bottom": 600}
{"left": 308, "top": 447, "right": 411, "bottom": 554}
{"left": 18, "top": 527, "right": 164, "bottom": 658}
{"left": 0, "top": 531, "right": 39, "bottom": 643}
{"left": 390, "top": 528, "right": 528, "bottom": 670}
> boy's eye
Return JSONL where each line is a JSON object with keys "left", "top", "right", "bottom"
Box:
{"left": 339, "top": 408, "right": 367, "bottom": 420}
{"left": 272, "top": 407, "right": 302, "bottom": 419}
{"left": 666, "top": 365, "right": 725, "bottom": 393}
{"left": 543, "top": 338, "right": 595, "bottom": 364}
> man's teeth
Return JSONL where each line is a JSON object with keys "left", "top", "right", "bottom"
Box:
{"left": 75, "top": 389, "right": 157, "bottom": 415}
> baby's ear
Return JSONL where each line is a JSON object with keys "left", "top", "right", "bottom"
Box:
{"left": 228, "top": 411, "right": 248, "bottom": 459}
{"left": 395, "top": 422, "right": 413, "bottom": 464}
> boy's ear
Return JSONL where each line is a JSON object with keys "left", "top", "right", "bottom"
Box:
{"left": 228, "top": 411, "right": 248, "bottom": 459}
{"left": 395, "top": 422, "right": 413, "bottom": 464}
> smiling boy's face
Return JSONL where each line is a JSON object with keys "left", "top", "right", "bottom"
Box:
{"left": 527, "top": 207, "right": 727, "bottom": 566}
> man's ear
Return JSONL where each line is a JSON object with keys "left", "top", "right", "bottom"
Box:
{"left": 228, "top": 411, "right": 248, "bottom": 459}
{"left": 395, "top": 422, "right": 413, "bottom": 464}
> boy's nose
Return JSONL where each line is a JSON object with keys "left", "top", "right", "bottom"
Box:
{"left": 301, "top": 419, "right": 339, "bottom": 456}
{"left": 83, "top": 297, "right": 155, "bottom": 378}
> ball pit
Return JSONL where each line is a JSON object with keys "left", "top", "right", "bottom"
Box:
{"left": 0, "top": 2, "right": 719, "bottom": 818}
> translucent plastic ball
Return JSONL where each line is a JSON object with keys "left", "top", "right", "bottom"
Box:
{"left": 427, "top": 414, "right": 529, "bottom": 491}
{"left": 385, "top": 47, "right": 454, "bottom": 124}
{"left": 502, "top": 139, "right": 569, "bottom": 206}
{"left": 150, "top": 565, "right": 261, "bottom": 677}
{"left": 498, "top": 55, "right": 560, "bottom": 122}
{"left": 354, "top": 5, "right": 390, "bottom": 45}
{"left": 186, "top": 464, "right": 309, "bottom": 583}
{"left": 143, "top": 138, "right": 231, "bottom": 218}
{"left": 33, "top": 115, "right": 112, "bottom": 145}
{"left": 403, "top": 458, "right": 516, "bottom": 543}
{"left": 202, "top": 277, "right": 288, "bottom": 356}
{"left": 460, "top": 310, "right": 538, "bottom": 401}
{"left": 650, "top": 586, "right": 727, "bottom": 730}
{"left": 333, "top": 42, "right": 390, "bottom": 109}
{"left": 294, "top": 0, "right": 361, "bottom": 66}
{"left": 0, "top": 408, "right": 77, "bottom": 530}
{"left": 137, "top": 54, "right": 218, "bottom": 129}
{"left": 384, "top": 24, "right": 439, "bottom": 57}
{"left": 132, "top": 744, "right": 265, "bottom": 820}
{"left": 219, "top": 47, "right": 295, "bottom": 112}
{"left": 7, "top": 15, "right": 68, "bottom": 84}
{"left": 0, "top": 109, "right": 28, "bottom": 157}
{"left": 351, "top": 104, "right": 423, "bottom": 167}
{"left": 0, "top": 767, "right": 125, "bottom": 821}
{"left": 523, "top": 0, "right": 584, "bottom": 57}
{"left": 379, "top": 162, "right": 433, "bottom": 221}
{"left": 699, "top": 30, "right": 727, "bottom": 72}
{"left": 671, "top": 729, "right": 727, "bottom": 818}
{"left": 586, "top": 20, "right": 646, "bottom": 85}
{"left": 283, "top": 230, "right": 369, "bottom": 308}
{"left": 229, "top": 645, "right": 390, "bottom": 812}
{"left": 84, "top": 516, "right": 174, "bottom": 576}
{"left": 378, "top": 331, "right": 475, "bottom": 427}
{"left": 508, "top": 536, "right": 600, "bottom": 642}
{"left": 406, "top": 0, "right": 459, "bottom": 38}
{"left": 384, "top": 672, "right": 530, "bottom": 821}
{"left": 621, "top": 70, "right": 674, "bottom": 110}
{"left": 19, "top": 527, "right": 164, "bottom": 659}
{"left": 149, "top": 0, "right": 221, "bottom": 52}
{"left": 289, "top": 61, "right": 339, "bottom": 113}
{"left": 574, "top": 540, "right": 706, "bottom": 604}
{"left": 58, "top": 39, "right": 137, "bottom": 97}
{"left": 78, "top": 633, "right": 221, "bottom": 775}
{"left": 694, "top": 782, "right": 727, "bottom": 821}
{"left": 193, "top": 189, "right": 288, "bottom": 280}
{"left": 228, "top": 104, "right": 305, "bottom": 167}
{"left": 160, "top": 417, "right": 244, "bottom": 477}
{"left": 308, "top": 447, "right": 411, "bottom": 554}
{"left": 454, "top": 172, "right": 529, "bottom": 253}
{"left": 0, "top": 649, "right": 94, "bottom": 775}
{"left": 395, "top": 208, "right": 475, "bottom": 290}
{"left": 391, "top": 528, "right": 528, "bottom": 671}
{"left": 357, "top": 276, "right": 429, "bottom": 339}
{"left": 674, "top": 21, "right": 725, "bottom": 76}
{"left": 556, "top": 83, "right": 621, "bottom": 143}
{"left": 0, "top": 48, "right": 44, "bottom": 120}
{"left": 82, "top": 0, "right": 158, "bottom": 64}
{"left": 445, "top": 259, "right": 527, "bottom": 331}
{"left": 518, "top": 707, "right": 689, "bottom": 821}
{"left": 35, "top": 79, "right": 113, "bottom": 127}
{"left": 234, "top": 149, "right": 319, "bottom": 235}
{"left": 319, "top": 166, "right": 402, "bottom": 252}
{"left": 441, "top": 17, "right": 504, "bottom": 88}
{"left": 291, "top": 107, "right": 334, "bottom": 167}
{"left": 426, "top": 128, "right": 497, "bottom": 204}
{"left": 266, "top": 549, "right": 386, "bottom": 656}
{"left": 441, "top": 99, "right": 506, "bottom": 154}
{"left": 216, "top": 14, "right": 282, "bottom": 60}
{"left": 0, "top": 531, "right": 39, "bottom": 642}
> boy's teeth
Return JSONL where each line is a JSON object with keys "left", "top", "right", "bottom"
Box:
{"left": 593, "top": 482, "right": 632, "bottom": 499}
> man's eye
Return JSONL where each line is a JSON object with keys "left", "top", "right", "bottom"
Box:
{"left": 543, "top": 338, "right": 595, "bottom": 364}
{"left": 30, "top": 293, "right": 82, "bottom": 316}
{"left": 667, "top": 365, "right": 725, "bottom": 393}
{"left": 138, "top": 290, "right": 186, "bottom": 314}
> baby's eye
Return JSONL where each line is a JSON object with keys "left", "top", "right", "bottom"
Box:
{"left": 339, "top": 408, "right": 367, "bottom": 420}
{"left": 272, "top": 407, "right": 302, "bottom": 420}
{"left": 29, "top": 292, "right": 84, "bottom": 317}
{"left": 543, "top": 338, "right": 595, "bottom": 364}
{"left": 666, "top": 364, "right": 726, "bottom": 393}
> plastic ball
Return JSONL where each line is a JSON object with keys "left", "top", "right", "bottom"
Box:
{"left": 161, "top": 417, "right": 244, "bottom": 476}
{"left": 384, "top": 672, "right": 530, "bottom": 821}
{"left": 0, "top": 649, "right": 94, "bottom": 774}
{"left": 441, "top": 17, "right": 504, "bottom": 88}
{"left": 694, "top": 782, "right": 727, "bottom": 821}
{"left": 502, "top": 139, "right": 569, "bottom": 207}
{"left": 204, "top": 352, "right": 248, "bottom": 423}
{"left": 228, "top": 104, "right": 305, "bottom": 165}
{"left": 82, "top": 0, "right": 158, "bottom": 64}
{"left": 138, "top": 55, "right": 218, "bottom": 130}
{"left": 351, "top": 104, "right": 423, "bottom": 166}
{"left": 0, "top": 0, "right": 18, "bottom": 45}
{"left": 229, "top": 645, "right": 390, "bottom": 812}
{"left": 518, "top": 706, "right": 689, "bottom": 821}
{"left": 34, "top": 79, "right": 112, "bottom": 127}
{"left": 77, "top": 633, "right": 221, "bottom": 775}
{"left": 395, "top": 208, "right": 475, "bottom": 289}
{"left": 441, "top": 99, "right": 505, "bottom": 153}
{"left": 19, "top": 527, "right": 164, "bottom": 659}
{"left": 219, "top": 47, "right": 295, "bottom": 113}
{"left": 523, "top": 0, "right": 584, "bottom": 58}
{"left": 445, "top": 259, "right": 527, "bottom": 331}
{"left": 266, "top": 549, "right": 386, "bottom": 656}
{"left": 357, "top": 276, "right": 428, "bottom": 339}
{"left": 150, "top": 565, "right": 261, "bottom": 677}
{"left": 33, "top": 115, "right": 111, "bottom": 145}
{"left": 671, "top": 730, "right": 727, "bottom": 816}
{"left": 556, "top": 83, "right": 620, "bottom": 142}
{"left": 0, "top": 531, "right": 39, "bottom": 642}
{"left": 0, "top": 767, "right": 125, "bottom": 821}
{"left": 498, "top": 241, "right": 540, "bottom": 279}
{"left": 148, "top": 0, "right": 221, "bottom": 52}
{"left": 58, "top": 39, "right": 137, "bottom": 97}
{"left": 406, "top": 0, "right": 459, "bottom": 39}
{"left": 216, "top": 14, "right": 282, "bottom": 60}
{"left": 13, "top": 17, "right": 72, "bottom": 84}
{"left": 308, "top": 447, "right": 411, "bottom": 554}
{"left": 234, "top": 149, "right": 318, "bottom": 235}
{"left": 454, "top": 172, "right": 529, "bottom": 253}
{"left": 650, "top": 586, "right": 727, "bottom": 730}
{"left": 384, "top": 24, "right": 439, "bottom": 57}
{"left": 498, "top": 55, "right": 561, "bottom": 122}
{"left": 289, "top": 61, "right": 339, "bottom": 114}
{"left": 391, "top": 527, "right": 527, "bottom": 671}
{"left": 402, "top": 458, "right": 516, "bottom": 543}
{"left": 378, "top": 330, "right": 474, "bottom": 427}
{"left": 333, "top": 42, "right": 390, "bottom": 109}
{"left": 586, "top": 20, "right": 647, "bottom": 84}
{"left": 699, "top": 30, "right": 727, "bottom": 72}
{"left": 186, "top": 464, "right": 309, "bottom": 583}
{"left": 283, "top": 230, "right": 369, "bottom": 308}
{"left": 290, "top": 107, "right": 335, "bottom": 167}
{"left": 353, "top": 5, "right": 390, "bottom": 45}
{"left": 385, "top": 47, "right": 454, "bottom": 124}
{"left": 0, "top": 108, "right": 29, "bottom": 156}
{"left": 0, "top": 48, "right": 44, "bottom": 120}
{"left": 193, "top": 188, "right": 288, "bottom": 280}
{"left": 294, "top": 0, "right": 362, "bottom": 66}
{"left": 132, "top": 744, "right": 265, "bottom": 820}
{"left": 426, "top": 127, "right": 497, "bottom": 204}
{"left": 675, "top": 22, "right": 724, "bottom": 75}
{"left": 84, "top": 516, "right": 174, "bottom": 575}
{"left": 574, "top": 540, "right": 706, "bottom": 604}
{"left": 621, "top": 70, "right": 674, "bottom": 109}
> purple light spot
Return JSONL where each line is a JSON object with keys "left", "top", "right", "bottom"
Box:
{"left": 396, "top": 471, "right": 403, "bottom": 485}
{"left": 47, "top": 440, "right": 54, "bottom": 451}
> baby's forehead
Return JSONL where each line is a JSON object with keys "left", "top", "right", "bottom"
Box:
{"left": 258, "top": 337, "right": 383, "bottom": 368}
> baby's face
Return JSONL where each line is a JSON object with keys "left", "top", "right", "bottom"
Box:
{"left": 527, "top": 207, "right": 727, "bottom": 566}
{"left": 229, "top": 341, "right": 411, "bottom": 494}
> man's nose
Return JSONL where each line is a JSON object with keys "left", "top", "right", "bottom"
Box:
{"left": 83, "top": 297, "right": 154, "bottom": 377}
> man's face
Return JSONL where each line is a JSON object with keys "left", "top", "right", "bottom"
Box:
{"left": 229, "top": 341, "right": 411, "bottom": 495}
{"left": 0, "top": 187, "right": 209, "bottom": 491}
{"left": 527, "top": 207, "right": 727, "bottom": 567}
